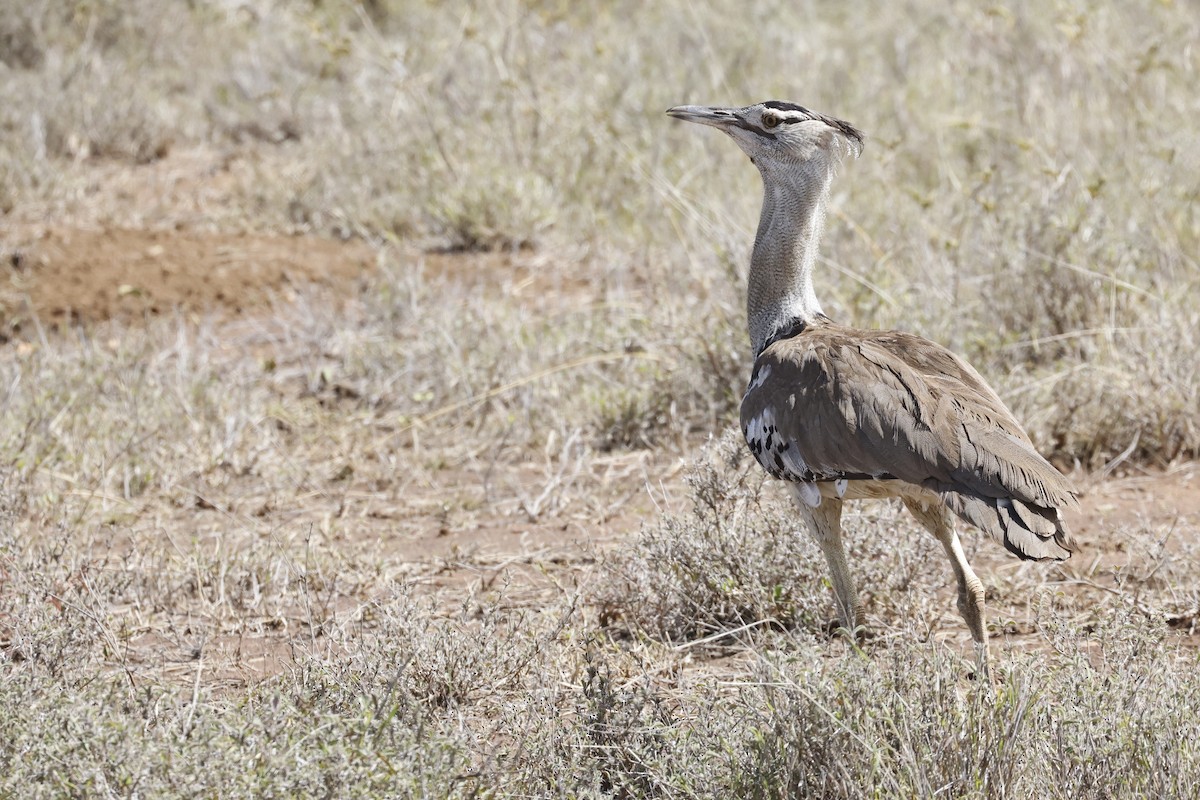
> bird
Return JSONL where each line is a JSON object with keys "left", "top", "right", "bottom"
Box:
{"left": 667, "top": 100, "right": 1077, "bottom": 673}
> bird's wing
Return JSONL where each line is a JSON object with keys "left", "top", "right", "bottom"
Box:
{"left": 740, "top": 325, "right": 1076, "bottom": 559}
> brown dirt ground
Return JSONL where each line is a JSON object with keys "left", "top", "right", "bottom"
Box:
{"left": 0, "top": 225, "right": 375, "bottom": 337}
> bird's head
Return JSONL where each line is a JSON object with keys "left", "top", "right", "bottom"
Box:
{"left": 667, "top": 100, "right": 864, "bottom": 174}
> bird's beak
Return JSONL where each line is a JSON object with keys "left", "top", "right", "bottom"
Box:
{"left": 666, "top": 105, "right": 739, "bottom": 129}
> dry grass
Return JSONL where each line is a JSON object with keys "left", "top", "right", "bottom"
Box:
{"left": 4, "top": 0, "right": 1198, "bottom": 463}
{"left": 3, "top": 0, "right": 1200, "bottom": 796}
{"left": 2, "top": 423, "right": 1199, "bottom": 796}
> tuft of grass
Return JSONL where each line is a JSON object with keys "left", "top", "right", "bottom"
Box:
{"left": 717, "top": 610, "right": 1200, "bottom": 800}
{"left": 598, "top": 431, "right": 946, "bottom": 644}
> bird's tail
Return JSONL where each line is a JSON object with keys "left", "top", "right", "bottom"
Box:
{"left": 943, "top": 493, "right": 1074, "bottom": 561}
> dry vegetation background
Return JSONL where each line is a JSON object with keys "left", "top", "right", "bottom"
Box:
{"left": 1, "top": 1, "right": 1199, "bottom": 797}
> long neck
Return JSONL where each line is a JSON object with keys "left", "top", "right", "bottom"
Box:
{"left": 747, "top": 159, "right": 835, "bottom": 356}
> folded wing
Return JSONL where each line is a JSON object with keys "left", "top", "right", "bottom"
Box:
{"left": 740, "top": 323, "right": 1077, "bottom": 560}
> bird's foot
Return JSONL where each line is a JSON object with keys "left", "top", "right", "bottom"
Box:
{"left": 821, "top": 618, "right": 874, "bottom": 644}
{"left": 967, "top": 641, "right": 993, "bottom": 688}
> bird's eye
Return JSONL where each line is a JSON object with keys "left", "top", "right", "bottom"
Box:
{"left": 762, "top": 113, "right": 780, "bottom": 129}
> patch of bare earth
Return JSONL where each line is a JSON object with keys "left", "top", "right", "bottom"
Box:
{"left": 1, "top": 226, "right": 374, "bottom": 336}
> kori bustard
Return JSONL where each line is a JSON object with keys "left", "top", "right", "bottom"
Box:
{"left": 667, "top": 101, "right": 1077, "bottom": 671}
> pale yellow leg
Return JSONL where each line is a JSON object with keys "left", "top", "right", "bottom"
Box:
{"left": 791, "top": 490, "right": 864, "bottom": 638}
{"left": 903, "top": 497, "right": 989, "bottom": 677}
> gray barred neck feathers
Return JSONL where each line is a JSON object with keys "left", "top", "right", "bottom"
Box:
{"left": 746, "top": 156, "right": 838, "bottom": 357}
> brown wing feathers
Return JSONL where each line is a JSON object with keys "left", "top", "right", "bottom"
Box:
{"left": 742, "top": 320, "right": 1077, "bottom": 560}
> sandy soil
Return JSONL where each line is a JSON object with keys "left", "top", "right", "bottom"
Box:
{"left": 1, "top": 225, "right": 374, "bottom": 337}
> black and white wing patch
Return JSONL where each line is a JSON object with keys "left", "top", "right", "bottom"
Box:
{"left": 741, "top": 362, "right": 825, "bottom": 506}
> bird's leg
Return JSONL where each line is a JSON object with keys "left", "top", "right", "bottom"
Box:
{"left": 792, "top": 490, "right": 864, "bottom": 639}
{"left": 902, "top": 498, "right": 990, "bottom": 678}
